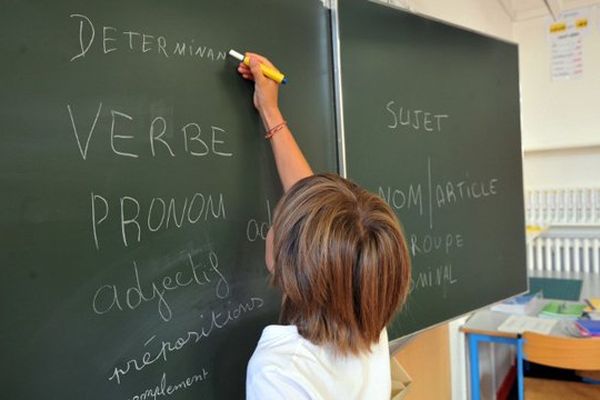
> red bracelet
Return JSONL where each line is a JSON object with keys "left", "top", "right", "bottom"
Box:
{"left": 265, "top": 121, "right": 287, "bottom": 139}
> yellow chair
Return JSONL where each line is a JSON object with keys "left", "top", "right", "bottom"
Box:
{"left": 522, "top": 331, "right": 600, "bottom": 399}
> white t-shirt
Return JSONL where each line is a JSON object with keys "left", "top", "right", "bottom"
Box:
{"left": 246, "top": 325, "right": 391, "bottom": 400}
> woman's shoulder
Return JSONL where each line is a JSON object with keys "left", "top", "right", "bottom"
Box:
{"left": 247, "top": 326, "right": 391, "bottom": 399}
{"left": 248, "top": 324, "right": 303, "bottom": 372}
{"left": 246, "top": 325, "right": 314, "bottom": 399}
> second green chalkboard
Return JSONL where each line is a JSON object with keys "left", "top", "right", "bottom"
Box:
{"left": 338, "top": 0, "right": 528, "bottom": 338}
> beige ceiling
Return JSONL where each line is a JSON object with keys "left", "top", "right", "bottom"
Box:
{"left": 498, "top": 0, "right": 600, "bottom": 20}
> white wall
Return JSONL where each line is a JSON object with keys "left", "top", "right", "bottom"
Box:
{"left": 515, "top": 6, "right": 600, "bottom": 189}
{"left": 389, "top": 0, "right": 514, "bottom": 41}
{"left": 524, "top": 146, "right": 600, "bottom": 187}
{"left": 515, "top": 8, "right": 600, "bottom": 150}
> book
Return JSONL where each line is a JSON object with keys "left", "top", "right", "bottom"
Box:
{"left": 490, "top": 292, "right": 542, "bottom": 315}
{"left": 498, "top": 315, "right": 557, "bottom": 335}
{"left": 538, "top": 301, "right": 586, "bottom": 320}
{"left": 575, "top": 320, "right": 600, "bottom": 337}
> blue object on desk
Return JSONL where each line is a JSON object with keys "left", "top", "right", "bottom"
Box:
{"left": 577, "top": 320, "right": 600, "bottom": 336}
{"left": 528, "top": 277, "right": 582, "bottom": 301}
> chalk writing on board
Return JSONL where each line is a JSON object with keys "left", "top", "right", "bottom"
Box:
{"left": 109, "top": 296, "right": 265, "bottom": 384}
{"left": 375, "top": 156, "right": 502, "bottom": 297}
{"left": 69, "top": 14, "right": 227, "bottom": 62}
{"left": 378, "top": 158, "right": 500, "bottom": 231}
{"left": 68, "top": 104, "right": 233, "bottom": 160}
{"left": 385, "top": 101, "right": 449, "bottom": 133}
{"left": 409, "top": 233, "right": 464, "bottom": 257}
{"left": 246, "top": 200, "right": 272, "bottom": 242}
{"left": 412, "top": 264, "right": 458, "bottom": 298}
{"left": 434, "top": 178, "right": 499, "bottom": 208}
{"left": 128, "top": 369, "right": 209, "bottom": 400}
{"left": 378, "top": 185, "right": 423, "bottom": 215}
{"left": 91, "top": 192, "right": 227, "bottom": 249}
{"left": 92, "top": 251, "right": 229, "bottom": 322}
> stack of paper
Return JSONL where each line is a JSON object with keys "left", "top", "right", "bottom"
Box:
{"left": 490, "top": 293, "right": 542, "bottom": 315}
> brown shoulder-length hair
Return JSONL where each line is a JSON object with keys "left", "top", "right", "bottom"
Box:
{"left": 270, "top": 173, "right": 411, "bottom": 355}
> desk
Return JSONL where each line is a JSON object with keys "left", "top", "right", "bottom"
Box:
{"left": 461, "top": 272, "right": 600, "bottom": 400}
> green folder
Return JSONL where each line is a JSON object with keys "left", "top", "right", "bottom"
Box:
{"left": 539, "top": 301, "right": 586, "bottom": 319}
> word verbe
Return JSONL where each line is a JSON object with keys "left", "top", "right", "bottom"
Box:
{"left": 67, "top": 103, "right": 233, "bottom": 160}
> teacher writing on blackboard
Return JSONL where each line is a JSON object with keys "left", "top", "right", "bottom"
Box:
{"left": 236, "top": 53, "right": 411, "bottom": 400}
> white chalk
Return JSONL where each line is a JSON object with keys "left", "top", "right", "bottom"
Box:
{"left": 228, "top": 49, "right": 245, "bottom": 62}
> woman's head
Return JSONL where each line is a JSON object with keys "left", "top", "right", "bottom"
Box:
{"left": 268, "top": 173, "right": 411, "bottom": 355}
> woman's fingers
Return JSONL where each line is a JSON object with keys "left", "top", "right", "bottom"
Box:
{"left": 248, "top": 56, "right": 268, "bottom": 83}
{"left": 245, "top": 52, "right": 279, "bottom": 72}
{"left": 237, "top": 63, "right": 254, "bottom": 81}
{"left": 236, "top": 52, "right": 281, "bottom": 82}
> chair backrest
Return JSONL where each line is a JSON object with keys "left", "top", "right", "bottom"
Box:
{"left": 523, "top": 331, "right": 600, "bottom": 370}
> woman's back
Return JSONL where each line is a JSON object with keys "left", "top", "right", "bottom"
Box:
{"left": 247, "top": 325, "right": 391, "bottom": 400}
{"left": 235, "top": 53, "right": 410, "bottom": 400}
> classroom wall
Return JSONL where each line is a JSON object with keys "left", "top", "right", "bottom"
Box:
{"left": 523, "top": 146, "right": 600, "bottom": 188}
{"left": 515, "top": 8, "right": 600, "bottom": 151}
{"left": 515, "top": 7, "right": 600, "bottom": 189}
{"left": 381, "top": 1, "right": 517, "bottom": 399}
{"left": 387, "top": 0, "right": 513, "bottom": 41}
{"left": 393, "top": 324, "right": 451, "bottom": 399}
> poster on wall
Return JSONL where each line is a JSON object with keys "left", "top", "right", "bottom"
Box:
{"left": 547, "top": 8, "right": 589, "bottom": 80}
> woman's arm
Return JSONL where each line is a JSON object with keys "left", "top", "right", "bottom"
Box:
{"left": 237, "top": 53, "right": 313, "bottom": 192}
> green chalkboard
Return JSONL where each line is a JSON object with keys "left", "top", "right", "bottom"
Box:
{"left": 0, "top": 1, "right": 336, "bottom": 398}
{"left": 338, "top": 0, "right": 528, "bottom": 338}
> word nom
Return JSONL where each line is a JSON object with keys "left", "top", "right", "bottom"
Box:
{"left": 385, "top": 101, "right": 449, "bottom": 132}
{"left": 68, "top": 103, "right": 232, "bottom": 160}
{"left": 378, "top": 185, "right": 423, "bottom": 215}
{"left": 92, "top": 250, "right": 229, "bottom": 322}
{"left": 91, "top": 191, "right": 226, "bottom": 249}
{"left": 69, "top": 14, "right": 226, "bottom": 62}
{"left": 127, "top": 369, "right": 209, "bottom": 400}
{"left": 109, "top": 296, "right": 264, "bottom": 384}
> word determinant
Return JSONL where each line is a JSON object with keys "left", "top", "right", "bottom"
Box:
{"left": 70, "top": 14, "right": 227, "bottom": 62}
